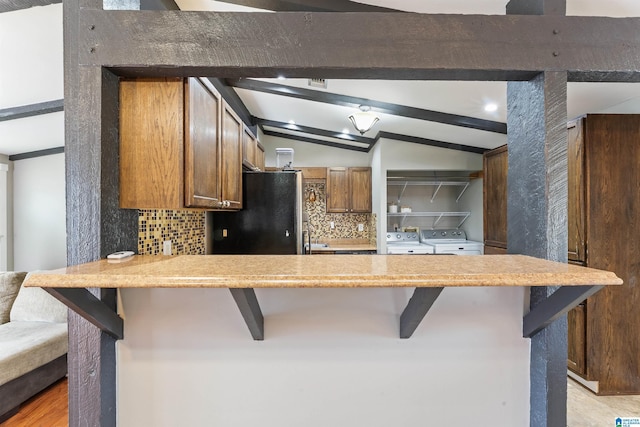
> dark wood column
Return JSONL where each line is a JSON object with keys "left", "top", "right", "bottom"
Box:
{"left": 506, "top": 4, "right": 568, "bottom": 427}
{"left": 64, "top": 1, "right": 138, "bottom": 426}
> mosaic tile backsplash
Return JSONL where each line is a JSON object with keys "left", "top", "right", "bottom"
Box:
{"left": 304, "top": 182, "right": 376, "bottom": 242}
{"left": 138, "top": 209, "right": 206, "bottom": 255}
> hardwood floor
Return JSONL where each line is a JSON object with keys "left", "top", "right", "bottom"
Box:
{"left": 567, "top": 378, "right": 640, "bottom": 427}
{"left": 0, "top": 378, "right": 68, "bottom": 427}
{"left": 1, "top": 376, "right": 638, "bottom": 426}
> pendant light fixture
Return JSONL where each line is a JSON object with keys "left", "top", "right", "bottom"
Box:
{"left": 348, "top": 105, "right": 379, "bottom": 135}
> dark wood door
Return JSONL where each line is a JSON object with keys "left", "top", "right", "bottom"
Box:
{"left": 483, "top": 145, "right": 508, "bottom": 249}
{"left": 567, "top": 303, "right": 587, "bottom": 376}
{"left": 584, "top": 114, "right": 640, "bottom": 394}
{"left": 184, "top": 77, "right": 221, "bottom": 208}
{"left": 349, "top": 167, "right": 372, "bottom": 213}
{"left": 567, "top": 118, "right": 586, "bottom": 263}
{"left": 326, "top": 167, "right": 349, "bottom": 213}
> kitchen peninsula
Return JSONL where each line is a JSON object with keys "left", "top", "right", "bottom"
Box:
{"left": 23, "top": 254, "right": 621, "bottom": 425}
{"left": 25, "top": 254, "right": 620, "bottom": 338}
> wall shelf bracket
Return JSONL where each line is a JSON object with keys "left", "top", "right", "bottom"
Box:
{"left": 45, "top": 287, "right": 123, "bottom": 340}
{"left": 523, "top": 285, "right": 603, "bottom": 338}
{"left": 399, "top": 287, "right": 444, "bottom": 338}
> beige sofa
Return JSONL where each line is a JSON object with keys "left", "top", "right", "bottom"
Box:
{"left": 0, "top": 271, "right": 68, "bottom": 422}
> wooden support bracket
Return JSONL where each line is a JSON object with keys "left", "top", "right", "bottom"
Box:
{"left": 45, "top": 288, "right": 123, "bottom": 340}
{"left": 229, "top": 288, "right": 264, "bottom": 341}
{"left": 523, "top": 285, "right": 603, "bottom": 338}
{"left": 399, "top": 287, "right": 444, "bottom": 339}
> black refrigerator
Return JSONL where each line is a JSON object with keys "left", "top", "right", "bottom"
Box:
{"left": 210, "top": 171, "right": 304, "bottom": 254}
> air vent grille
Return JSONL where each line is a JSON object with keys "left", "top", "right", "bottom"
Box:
{"left": 308, "top": 78, "right": 328, "bottom": 89}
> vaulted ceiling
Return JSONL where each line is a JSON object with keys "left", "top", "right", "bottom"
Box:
{"left": 2, "top": 0, "right": 640, "bottom": 156}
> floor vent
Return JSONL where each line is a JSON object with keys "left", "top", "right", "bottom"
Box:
{"left": 308, "top": 78, "right": 328, "bottom": 89}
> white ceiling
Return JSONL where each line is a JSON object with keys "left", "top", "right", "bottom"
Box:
{"left": 1, "top": 1, "right": 640, "bottom": 155}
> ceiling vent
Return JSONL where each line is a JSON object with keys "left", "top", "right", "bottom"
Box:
{"left": 308, "top": 78, "right": 328, "bottom": 89}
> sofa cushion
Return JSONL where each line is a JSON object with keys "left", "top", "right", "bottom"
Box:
{"left": 0, "top": 272, "right": 27, "bottom": 325}
{"left": 0, "top": 321, "right": 68, "bottom": 386}
{"left": 10, "top": 279, "right": 67, "bottom": 323}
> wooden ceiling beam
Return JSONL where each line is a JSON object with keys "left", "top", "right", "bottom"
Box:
{"left": 83, "top": 11, "right": 640, "bottom": 82}
{"left": 230, "top": 78, "right": 507, "bottom": 134}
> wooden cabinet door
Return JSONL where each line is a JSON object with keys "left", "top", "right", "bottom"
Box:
{"left": 242, "top": 126, "right": 257, "bottom": 170}
{"left": 120, "top": 77, "right": 184, "bottom": 209}
{"left": 350, "top": 167, "right": 372, "bottom": 213}
{"left": 567, "top": 118, "right": 586, "bottom": 263}
{"left": 184, "top": 77, "right": 221, "bottom": 208}
{"left": 567, "top": 303, "right": 587, "bottom": 376}
{"left": 483, "top": 145, "right": 508, "bottom": 249}
{"left": 326, "top": 167, "right": 349, "bottom": 213}
{"left": 220, "top": 101, "right": 243, "bottom": 209}
{"left": 256, "top": 143, "right": 265, "bottom": 171}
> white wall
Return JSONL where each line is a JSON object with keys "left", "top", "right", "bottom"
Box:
{"left": 118, "top": 286, "right": 529, "bottom": 427}
{"left": 0, "top": 156, "right": 11, "bottom": 270}
{"left": 13, "top": 154, "right": 66, "bottom": 271}
{"left": 261, "top": 133, "right": 372, "bottom": 167}
{"left": 0, "top": 4, "right": 66, "bottom": 272}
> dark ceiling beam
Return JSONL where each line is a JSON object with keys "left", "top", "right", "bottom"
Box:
{"left": 230, "top": 78, "right": 507, "bottom": 134}
{"left": 0, "top": 0, "right": 60, "bottom": 13}
{"left": 254, "top": 117, "right": 375, "bottom": 146}
{"left": 261, "top": 129, "right": 369, "bottom": 153}
{"left": 0, "top": 99, "right": 64, "bottom": 122}
{"left": 215, "top": 0, "right": 402, "bottom": 12}
{"left": 375, "top": 131, "right": 487, "bottom": 155}
{"left": 86, "top": 12, "right": 640, "bottom": 82}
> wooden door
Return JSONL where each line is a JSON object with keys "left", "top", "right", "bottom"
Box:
{"left": 584, "top": 114, "right": 640, "bottom": 394}
{"left": 119, "top": 77, "right": 184, "bottom": 209}
{"left": 326, "top": 167, "right": 349, "bottom": 213}
{"left": 567, "top": 303, "right": 587, "bottom": 376}
{"left": 220, "top": 101, "right": 243, "bottom": 209}
{"left": 483, "top": 145, "right": 508, "bottom": 249}
{"left": 349, "top": 167, "right": 372, "bottom": 213}
{"left": 184, "top": 77, "right": 221, "bottom": 208}
{"left": 567, "top": 118, "right": 586, "bottom": 262}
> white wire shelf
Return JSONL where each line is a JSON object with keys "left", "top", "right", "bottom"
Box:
{"left": 387, "top": 180, "right": 470, "bottom": 203}
{"left": 387, "top": 211, "right": 471, "bottom": 228}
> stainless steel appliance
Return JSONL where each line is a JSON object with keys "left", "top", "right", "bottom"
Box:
{"left": 386, "top": 232, "right": 434, "bottom": 254}
{"left": 419, "top": 228, "right": 484, "bottom": 255}
{"left": 210, "top": 171, "right": 304, "bottom": 254}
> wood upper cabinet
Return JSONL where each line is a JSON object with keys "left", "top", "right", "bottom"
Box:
{"left": 242, "top": 125, "right": 264, "bottom": 172}
{"left": 184, "top": 77, "right": 221, "bottom": 208}
{"left": 483, "top": 145, "right": 508, "bottom": 250}
{"left": 120, "top": 77, "right": 185, "bottom": 209}
{"left": 567, "top": 118, "right": 586, "bottom": 263}
{"left": 256, "top": 142, "right": 265, "bottom": 171}
{"left": 220, "top": 100, "right": 243, "bottom": 210}
{"left": 326, "top": 167, "right": 372, "bottom": 213}
{"left": 120, "top": 77, "right": 243, "bottom": 210}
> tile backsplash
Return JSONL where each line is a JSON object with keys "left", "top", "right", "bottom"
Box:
{"left": 138, "top": 209, "right": 206, "bottom": 255}
{"left": 304, "top": 182, "right": 376, "bottom": 242}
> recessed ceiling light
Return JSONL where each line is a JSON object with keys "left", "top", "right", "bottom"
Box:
{"left": 484, "top": 103, "right": 498, "bottom": 113}
{"left": 288, "top": 120, "right": 296, "bottom": 125}
{"left": 278, "top": 75, "right": 286, "bottom": 80}
{"left": 342, "top": 128, "right": 350, "bottom": 134}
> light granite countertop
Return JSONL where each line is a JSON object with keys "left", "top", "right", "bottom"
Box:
{"left": 23, "top": 254, "right": 622, "bottom": 289}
